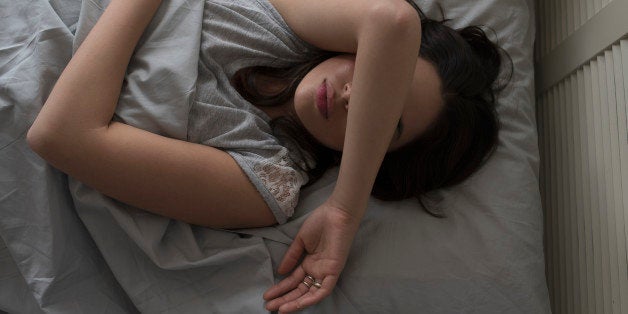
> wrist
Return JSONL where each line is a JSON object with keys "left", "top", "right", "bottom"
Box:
{"left": 326, "top": 190, "right": 367, "bottom": 223}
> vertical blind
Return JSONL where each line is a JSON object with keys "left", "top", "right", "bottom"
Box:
{"left": 536, "top": 0, "right": 628, "bottom": 313}
{"left": 536, "top": 0, "right": 614, "bottom": 60}
{"left": 537, "top": 41, "right": 628, "bottom": 314}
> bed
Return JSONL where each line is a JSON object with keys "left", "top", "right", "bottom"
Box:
{"left": 0, "top": 0, "right": 549, "bottom": 312}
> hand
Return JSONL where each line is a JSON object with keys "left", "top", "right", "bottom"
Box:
{"left": 263, "top": 201, "right": 362, "bottom": 313}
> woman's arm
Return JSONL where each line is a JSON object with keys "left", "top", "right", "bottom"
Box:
{"left": 27, "top": 0, "right": 276, "bottom": 228}
{"left": 265, "top": 0, "right": 421, "bottom": 312}
{"left": 271, "top": 0, "right": 421, "bottom": 219}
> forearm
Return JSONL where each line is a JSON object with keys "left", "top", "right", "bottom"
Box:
{"left": 329, "top": 6, "right": 421, "bottom": 218}
{"left": 30, "top": 0, "right": 161, "bottom": 136}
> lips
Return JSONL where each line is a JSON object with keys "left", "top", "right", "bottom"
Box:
{"left": 316, "top": 80, "right": 328, "bottom": 119}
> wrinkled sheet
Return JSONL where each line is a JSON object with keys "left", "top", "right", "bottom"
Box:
{"left": 0, "top": 0, "right": 549, "bottom": 313}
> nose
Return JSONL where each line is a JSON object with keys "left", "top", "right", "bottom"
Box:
{"left": 342, "top": 83, "right": 351, "bottom": 110}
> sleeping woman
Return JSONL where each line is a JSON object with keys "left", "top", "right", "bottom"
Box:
{"left": 27, "top": 0, "right": 509, "bottom": 312}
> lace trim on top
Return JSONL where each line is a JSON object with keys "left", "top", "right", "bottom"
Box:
{"left": 253, "top": 152, "right": 304, "bottom": 218}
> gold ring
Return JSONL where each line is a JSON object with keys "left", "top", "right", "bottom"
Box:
{"left": 313, "top": 281, "right": 322, "bottom": 288}
{"left": 302, "top": 280, "right": 312, "bottom": 288}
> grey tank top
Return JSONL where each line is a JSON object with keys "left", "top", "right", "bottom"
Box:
{"left": 187, "top": 0, "right": 321, "bottom": 223}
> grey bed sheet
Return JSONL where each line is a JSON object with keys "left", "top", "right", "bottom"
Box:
{"left": 0, "top": 0, "right": 549, "bottom": 313}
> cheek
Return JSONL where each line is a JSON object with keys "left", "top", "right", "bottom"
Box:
{"left": 295, "top": 112, "right": 346, "bottom": 151}
{"left": 293, "top": 84, "right": 315, "bottom": 130}
{"left": 318, "top": 121, "right": 346, "bottom": 151}
{"left": 311, "top": 126, "right": 346, "bottom": 151}
{"left": 293, "top": 94, "right": 346, "bottom": 151}
{"left": 290, "top": 57, "right": 354, "bottom": 151}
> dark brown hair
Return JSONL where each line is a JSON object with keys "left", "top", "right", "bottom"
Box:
{"left": 231, "top": 10, "right": 512, "bottom": 216}
{"left": 372, "top": 13, "right": 513, "bottom": 216}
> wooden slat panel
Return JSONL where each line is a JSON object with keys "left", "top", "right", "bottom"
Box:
{"left": 603, "top": 49, "right": 622, "bottom": 314}
{"left": 551, "top": 0, "right": 558, "bottom": 51}
{"left": 563, "top": 76, "right": 577, "bottom": 314}
{"left": 544, "top": 0, "right": 551, "bottom": 56}
{"left": 614, "top": 40, "right": 628, "bottom": 313}
{"left": 559, "top": 0, "right": 567, "bottom": 43}
{"left": 537, "top": 50, "right": 628, "bottom": 311}
{"left": 566, "top": 0, "right": 574, "bottom": 36}
{"left": 536, "top": 0, "right": 628, "bottom": 93}
{"left": 576, "top": 67, "right": 595, "bottom": 314}
{"left": 561, "top": 78, "right": 576, "bottom": 314}
{"left": 590, "top": 59, "right": 608, "bottom": 314}
{"left": 617, "top": 40, "right": 628, "bottom": 311}
{"left": 569, "top": 71, "right": 586, "bottom": 314}
{"left": 587, "top": 0, "right": 595, "bottom": 20}
{"left": 596, "top": 54, "right": 614, "bottom": 314}
{"left": 554, "top": 82, "right": 569, "bottom": 312}
{"left": 526, "top": 2, "right": 628, "bottom": 313}
{"left": 583, "top": 63, "right": 602, "bottom": 314}
{"left": 549, "top": 88, "right": 560, "bottom": 312}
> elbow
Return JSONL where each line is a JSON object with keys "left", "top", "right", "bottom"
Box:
{"left": 26, "top": 122, "right": 53, "bottom": 158}
{"left": 28, "top": 117, "right": 104, "bottom": 167}
{"left": 27, "top": 119, "right": 70, "bottom": 162}
{"left": 365, "top": 1, "right": 421, "bottom": 37}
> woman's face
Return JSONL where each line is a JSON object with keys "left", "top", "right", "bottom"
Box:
{"left": 292, "top": 54, "right": 443, "bottom": 151}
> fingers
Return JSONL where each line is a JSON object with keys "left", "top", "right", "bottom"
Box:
{"left": 275, "top": 275, "right": 338, "bottom": 313}
{"left": 266, "top": 282, "right": 310, "bottom": 311}
{"left": 263, "top": 266, "right": 306, "bottom": 301}
{"left": 264, "top": 270, "right": 338, "bottom": 312}
{"left": 296, "top": 275, "right": 337, "bottom": 306}
{"left": 264, "top": 268, "right": 309, "bottom": 311}
{"left": 277, "top": 236, "right": 305, "bottom": 275}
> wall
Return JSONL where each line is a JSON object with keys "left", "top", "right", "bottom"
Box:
{"left": 535, "top": 0, "right": 628, "bottom": 313}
